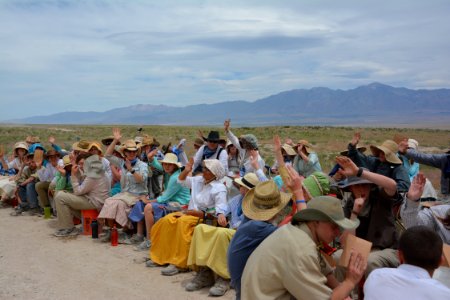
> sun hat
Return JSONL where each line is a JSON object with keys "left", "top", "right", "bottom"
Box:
{"left": 234, "top": 172, "right": 259, "bottom": 190}
{"left": 14, "top": 142, "right": 29, "bottom": 154}
{"left": 242, "top": 180, "right": 292, "bottom": 221}
{"left": 25, "top": 136, "right": 40, "bottom": 144}
{"left": 83, "top": 155, "right": 105, "bottom": 179}
{"left": 72, "top": 140, "right": 91, "bottom": 152}
{"left": 122, "top": 139, "right": 139, "bottom": 152}
{"left": 88, "top": 141, "right": 103, "bottom": 155}
{"left": 101, "top": 136, "right": 118, "bottom": 146}
{"left": 61, "top": 155, "right": 72, "bottom": 167}
{"left": 407, "top": 139, "right": 419, "bottom": 151}
{"left": 141, "top": 136, "right": 156, "bottom": 147}
{"left": 239, "top": 134, "right": 258, "bottom": 149}
{"left": 292, "top": 196, "right": 360, "bottom": 230}
{"left": 302, "top": 172, "right": 330, "bottom": 198}
{"left": 295, "top": 139, "right": 313, "bottom": 154}
{"left": 337, "top": 176, "right": 373, "bottom": 191}
{"left": 203, "top": 159, "right": 225, "bottom": 180}
{"left": 113, "top": 145, "right": 125, "bottom": 158}
{"left": 340, "top": 146, "right": 367, "bottom": 156}
{"left": 45, "top": 149, "right": 60, "bottom": 158}
{"left": 159, "top": 153, "right": 182, "bottom": 168}
{"left": 206, "top": 131, "right": 221, "bottom": 142}
{"left": 194, "top": 138, "right": 205, "bottom": 148}
{"left": 134, "top": 136, "right": 144, "bottom": 144}
{"left": 282, "top": 143, "right": 296, "bottom": 156}
{"left": 370, "top": 140, "right": 402, "bottom": 164}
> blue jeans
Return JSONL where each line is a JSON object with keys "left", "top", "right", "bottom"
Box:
{"left": 18, "top": 182, "right": 39, "bottom": 209}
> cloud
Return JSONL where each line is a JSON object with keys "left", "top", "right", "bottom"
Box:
{"left": 0, "top": 0, "right": 449, "bottom": 120}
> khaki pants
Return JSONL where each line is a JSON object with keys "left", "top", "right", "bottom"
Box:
{"left": 55, "top": 191, "right": 96, "bottom": 230}
{"left": 35, "top": 181, "right": 50, "bottom": 207}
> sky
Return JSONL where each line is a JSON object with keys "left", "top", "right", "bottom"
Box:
{"left": 1, "top": 0, "right": 449, "bottom": 120}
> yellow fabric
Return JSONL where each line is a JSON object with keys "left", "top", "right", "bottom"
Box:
{"left": 187, "top": 224, "right": 236, "bottom": 279}
{"left": 150, "top": 212, "right": 200, "bottom": 268}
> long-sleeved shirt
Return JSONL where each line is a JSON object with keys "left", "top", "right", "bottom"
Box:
{"left": 106, "top": 155, "right": 148, "bottom": 195}
{"left": 292, "top": 152, "right": 322, "bottom": 177}
{"left": 226, "top": 130, "right": 265, "bottom": 175}
{"left": 178, "top": 176, "right": 228, "bottom": 215}
{"left": 150, "top": 158, "right": 190, "bottom": 205}
{"left": 401, "top": 199, "right": 450, "bottom": 244}
{"left": 36, "top": 161, "right": 61, "bottom": 182}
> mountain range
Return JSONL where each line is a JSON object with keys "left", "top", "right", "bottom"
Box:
{"left": 8, "top": 83, "right": 450, "bottom": 127}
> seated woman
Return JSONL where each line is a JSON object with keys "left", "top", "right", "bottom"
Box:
{"left": 148, "top": 159, "right": 228, "bottom": 276}
{"left": 99, "top": 128, "right": 149, "bottom": 243}
{"left": 292, "top": 139, "right": 322, "bottom": 177}
{"left": 132, "top": 152, "right": 191, "bottom": 250}
{"left": 0, "top": 142, "right": 28, "bottom": 205}
{"left": 53, "top": 154, "right": 110, "bottom": 237}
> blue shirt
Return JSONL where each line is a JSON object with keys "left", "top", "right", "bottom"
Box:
{"left": 227, "top": 218, "right": 277, "bottom": 299}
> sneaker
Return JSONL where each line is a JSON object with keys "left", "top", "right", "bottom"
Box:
{"left": 100, "top": 227, "right": 111, "bottom": 243}
{"left": 209, "top": 276, "right": 230, "bottom": 296}
{"left": 185, "top": 268, "right": 215, "bottom": 291}
{"left": 117, "top": 230, "right": 130, "bottom": 244}
{"left": 161, "top": 264, "right": 188, "bottom": 276}
{"left": 134, "top": 238, "right": 151, "bottom": 251}
{"left": 10, "top": 207, "right": 26, "bottom": 216}
{"left": 54, "top": 227, "right": 79, "bottom": 237}
{"left": 122, "top": 233, "right": 144, "bottom": 245}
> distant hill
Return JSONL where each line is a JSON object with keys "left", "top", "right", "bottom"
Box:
{"left": 7, "top": 83, "right": 450, "bottom": 126}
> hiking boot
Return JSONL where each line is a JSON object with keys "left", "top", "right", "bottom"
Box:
{"left": 100, "top": 227, "right": 111, "bottom": 243}
{"left": 209, "top": 276, "right": 230, "bottom": 296}
{"left": 161, "top": 264, "right": 188, "bottom": 276}
{"left": 54, "top": 227, "right": 79, "bottom": 237}
{"left": 134, "top": 238, "right": 151, "bottom": 251}
{"left": 185, "top": 268, "right": 215, "bottom": 291}
{"left": 122, "top": 233, "right": 144, "bottom": 245}
{"left": 10, "top": 207, "right": 26, "bottom": 216}
{"left": 146, "top": 259, "right": 162, "bottom": 268}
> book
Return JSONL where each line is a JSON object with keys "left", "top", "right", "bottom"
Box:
{"left": 339, "top": 234, "right": 372, "bottom": 267}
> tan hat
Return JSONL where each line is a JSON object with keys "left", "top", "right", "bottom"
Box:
{"left": 370, "top": 140, "right": 402, "bottom": 164}
{"left": 235, "top": 172, "right": 259, "bottom": 190}
{"left": 282, "top": 143, "right": 296, "bottom": 156}
{"left": 62, "top": 155, "right": 72, "bottom": 167}
{"left": 113, "top": 145, "right": 125, "bottom": 158}
{"left": 295, "top": 139, "right": 313, "bottom": 154}
{"left": 26, "top": 136, "right": 40, "bottom": 144}
{"left": 141, "top": 136, "right": 156, "bottom": 147}
{"left": 203, "top": 159, "right": 225, "bottom": 180}
{"left": 194, "top": 138, "right": 205, "bottom": 147}
{"left": 121, "top": 139, "right": 139, "bottom": 152}
{"left": 14, "top": 141, "right": 29, "bottom": 153}
{"left": 88, "top": 141, "right": 103, "bottom": 155}
{"left": 242, "top": 180, "right": 292, "bottom": 221}
{"left": 72, "top": 140, "right": 91, "bottom": 152}
{"left": 292, "top": 196, "right": 359, "bottom": 230}
{"left": 159, "top": 153, "right": 182, "bottom": 168}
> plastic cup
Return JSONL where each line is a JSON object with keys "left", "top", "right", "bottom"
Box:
{"left": 44, "top": 207, "right": 52, "bottom": 219}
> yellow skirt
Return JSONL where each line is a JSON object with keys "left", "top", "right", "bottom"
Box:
{"left": 187, "top": 224, "right": 236, "bottom": 279}
{"left": 150, "top": 212, "right": 200, "bottom": 268}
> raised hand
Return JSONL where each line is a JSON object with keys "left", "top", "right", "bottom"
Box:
{"left": 224, "top": 119, "right": 231, "bottom": 131}
{"left": 48, "top": 136, "right": 56, "bottom": 145}
{"left": 146, "top": 148, "right": 158, "bottom": 161}
{"left": 112, "top": 127, "right": 122, "bottom": 141}
{"left": 336, "top": 156, "right": 358, "bottom": 177}
{"left": 249, "top": 149, "right": 260, "bottom": 170}
{"left": 398, "top": 139, "right": 409, "bottom": 154}
{"left": 407, "top": 173, "right": 426, "bottom": 201}
{"left": 351, "top": 132, "right": 361, "bottom": 146}
{"left": 284, "top": 164, "right": 304, "bottom": 193}
{"left": 184, "top": 157, "right": 194, "bottom": 173}
{"left": 273, "top": 135, "right": 282, "bottom": 152}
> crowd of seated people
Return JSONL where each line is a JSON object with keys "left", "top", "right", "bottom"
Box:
{"left": 0, "top": 122, "right": 449, "bottom": 299}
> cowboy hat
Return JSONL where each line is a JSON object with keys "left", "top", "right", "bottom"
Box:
{"left": 88, "top": 141, "right": 103, "bottom": 155}
{"left": 121, "top": 140, "right": 140, "bottom": 152}
{"left": 206, "top": 131, "right": 221, "bottom": 143}
{"left": 234, "top": 172, "right": 259, "bottom": 190}
{"left": 370, "top": 140, "right": 402, "bottom": 164}
{"left": 61, "top": 155, "right": 72, "bottom": 167}
{"left": 159, "top": 153, "right": 182, "bottom": 168}
{"left": 72, "top": 140, "right": 91, "bottom": 152}
{"left": 242, "top": 180, "right": 292, "bottom": 221}
{"left": 292, "top": 196, "right": 360, "bottom": 230}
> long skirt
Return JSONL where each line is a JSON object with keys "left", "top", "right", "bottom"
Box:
{"left": 150, "top": 212, "right": 199, "bottom": 268}
{"left": 187, "top": 224, "right": 236, "bottom": 279}
{"left": 98, "top": 192, "right": 139, "bottom": 228}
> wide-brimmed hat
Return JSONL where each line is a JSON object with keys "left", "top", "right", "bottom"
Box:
{"left": 203, "top": 159, "right": 225, "bottom": 180}
{"left": 141, "top": 136, "right": 156, "bottom": 147}
{"left": 295, "top": 139, "right": 313, "bottom": 154}
{"left": 370, "top": 140, "right": 402, "bottom": 164}
{"left": 282, "top": 143, "right": 296, "bottom": 156}
{"left": 242, "top": 180, "right": 292, "bottom": 221}
{"left": 84, "top": 155, "right": 105, "bottom": 179}
{"left": 13, "top": 142, "right": 29, "bottom": 154}
{"left": 303, "top": 172, "right": 330, "bottom": 198}
{"left": 26, "top": 136, "right": 40, "bottom": 144}
{"left": 337, "top": 176, "right": 373, "bottom": 190}
{"left": 121, "top": 140, "right": 139, "bottom": 152}
{"left": 407, "top": 139, "right": 419, "bottom": 151}
{"left": 194, "top": 138, "right": 205, "bottom": 148}
{"left": 239, "top": 134, "right": 258, "bottom": 150}
{"left": 113, "top": 145, "right": 125, "bottom": 158}
{"left": 340, "top": 146, "right": 367, "bottom": 156}
{"left": 88, "top": 141, "right": 103, "bottom": 155}
{"left": 235, "top": 172, "right": 259, "bottom": 190}
{"left": 45, "top": 149, "right": 60, "bottom": 159}
{"left": 292, "top": 196, "right": 360, "bottom": 230}
{"left": 101, "top": 136, "right": 118, "bottom": 146}
{"left": 159, "top": 153, "right": 182, "bottom": 168}
{"left": 61, "top": 155, "right": 72, "bottom": 167}
{"left": 72, "top": 140, "right": 91, "bottom": 152}
{"left": 206, "top": 131, "right": 221, "bottom": 142}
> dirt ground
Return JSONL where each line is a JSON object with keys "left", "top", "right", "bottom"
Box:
{"left": 0, "top": 208, "right": 234, "bottom": 300}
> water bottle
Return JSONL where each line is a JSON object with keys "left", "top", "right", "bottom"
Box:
{"left": 91, "top": 219, "right": 98, "bottom": 239}
{"left": 111, "top": 225, "right": 118, "bottom": 246}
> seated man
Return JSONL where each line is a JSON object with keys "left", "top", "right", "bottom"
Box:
{"left": 364, "top": 226, "right": 450, "bottom": 299}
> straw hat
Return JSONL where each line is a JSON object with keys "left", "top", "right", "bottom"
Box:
{"left": 370, "top": 140, "right": 402, "bottom": 164}
{"left": 234, "top": 172, "right": 259, "bottom": 190}
{"left": 45, "top": 149, "right": 60, "bottom": 158}
{"left": 159, "top": 153, "right": 182, "bottom": 168}
{"left": 88, "top": 141, "right": 103, "bottom": 155}
{"left": 113, "top": 145, "right": 125, "bottom": 158}
{"left": 26, "top": 136, "right": 40, "bottom": 144}
{"left": 61, "top": 155, "right": 72, "bottom": 167}
{"left": 121, "top": 140, "right": 139, "bottom": 152}
{"left": 292, "top": 196, "right": 360, "bottom": 230}
{"left": 203, "top": 159, "right": 225, "bottom": 180}
{"left": 295, "top": 139, "right": 313, "bottom": 154}
{"left": 72, "top": 140, "right": 91, "bottom": 152}
{"left": 282, "top": 143, "right": 296, "bottom": 156}
{"left": 242, "top": 180, "right": 292, "bottom": 221}
{"left": 141, "top": 136, "right": 156, "bottom": 147}
{"left": 83, "top": 155, "right": 105, "bottom": 179}
{"left": 14, "top": 142, "right": 29, "bottom": 154}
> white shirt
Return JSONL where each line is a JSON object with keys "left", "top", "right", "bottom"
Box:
{"left": 179, "top": 176, "right": 228, "bottom": 215}
{"left": 364, "top": 264, "right": 450, "bottom": 300}
{"left": 37, "top": 160, "right": 61, "bottom": 182}
{"left": 193, "top": 145, "right": 229, "bottom": 175}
